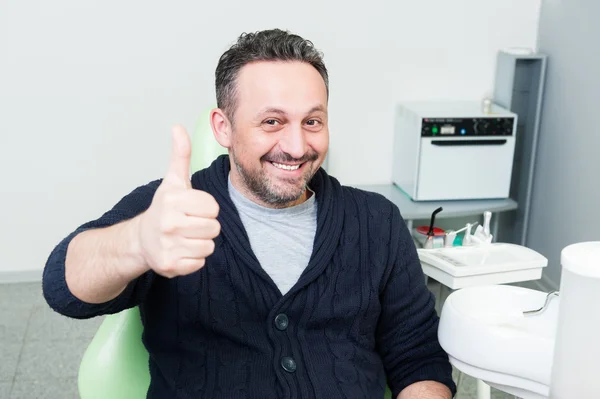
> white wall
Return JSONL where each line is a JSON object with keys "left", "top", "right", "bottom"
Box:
{"left": 1, "top": 0, "right": 541, "bottom": 277}
{"left": 526, "top": 0, "right": 600, "bottom": 290}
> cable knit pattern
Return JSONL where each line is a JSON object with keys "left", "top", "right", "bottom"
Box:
{"left": 42, "top": 155, "right": 456, "bottom": 399}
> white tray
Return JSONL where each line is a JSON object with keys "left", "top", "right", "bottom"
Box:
{"left": 418, "top": 243, "right": 548, "bottom": 289}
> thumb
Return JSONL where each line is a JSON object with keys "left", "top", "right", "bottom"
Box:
{"left": 164, "top": 124, "right": 192, "bottom": 188}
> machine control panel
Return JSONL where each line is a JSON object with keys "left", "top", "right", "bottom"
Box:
{"left": 421, "top": 117, "right": 515, "bottom": 137}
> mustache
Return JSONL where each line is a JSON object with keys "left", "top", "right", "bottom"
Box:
{"left": 262, "top": 151, "right": 319, "bottom": 164}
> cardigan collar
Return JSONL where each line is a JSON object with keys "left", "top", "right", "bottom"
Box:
{"left": 192, "top": 155, "right": 345, "bottom": 297}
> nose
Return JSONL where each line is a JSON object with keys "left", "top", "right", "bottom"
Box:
{"left": 278, "top": 125, "right": 308, "bottom": 160}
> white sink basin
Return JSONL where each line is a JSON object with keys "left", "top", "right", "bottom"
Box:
{"left": 438, "top": 285, "right": 558, "bottom": 398}
{"left": 418, "top": 243, "right": 548, "bottom": 289}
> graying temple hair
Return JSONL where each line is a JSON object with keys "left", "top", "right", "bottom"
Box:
{"left": 215, "top": 29, "right": 329, "bottom": 122}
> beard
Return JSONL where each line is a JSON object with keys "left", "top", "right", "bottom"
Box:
{"left": 231, "top": 147, "right": 319, "bottom": 208}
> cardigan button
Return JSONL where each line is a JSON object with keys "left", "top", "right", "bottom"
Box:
{"left": 281, "top": 356, "right": 297, "bottom": 373}
{"left": 274, "top": 313, "right": 289, "bottom": 331}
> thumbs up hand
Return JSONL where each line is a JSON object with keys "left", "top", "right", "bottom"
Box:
{"left": 137, "top": 125, "right": 221, "bottom": 278}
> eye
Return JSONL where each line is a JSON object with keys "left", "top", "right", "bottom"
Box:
{"left": 306, "top": 119, "right": 321, "bottom": 126}
{"left": 264, "top": 119, "right": 279, "bottom": 126}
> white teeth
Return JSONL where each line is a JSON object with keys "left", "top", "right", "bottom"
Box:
{"left": 272, "top": 162, "right": 300, "bottom": 171}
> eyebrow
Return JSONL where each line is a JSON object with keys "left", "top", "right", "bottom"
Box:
{"left": 256, "top": 105, "right": 326, "bottom": 118}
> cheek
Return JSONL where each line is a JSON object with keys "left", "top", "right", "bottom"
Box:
{"left": 234, "top": 131, "right": 278, "bottom": 161}
{"left": 308, "top": 132, "right": 329, "bottom": 154}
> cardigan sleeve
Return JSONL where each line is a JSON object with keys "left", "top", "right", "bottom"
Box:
{"left": 376, "top": 205, "right": 457, "bottom": 398}
{"left": 42, "top": 179, "right": 162, "bottom": 319}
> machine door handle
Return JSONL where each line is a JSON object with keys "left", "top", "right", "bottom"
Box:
{"left": 431, "top": 139, "right": 507, "bottom": 146}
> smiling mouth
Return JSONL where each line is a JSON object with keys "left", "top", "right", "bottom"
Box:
{"left": 270, "top": 161, "right": 303, "bottom": 171}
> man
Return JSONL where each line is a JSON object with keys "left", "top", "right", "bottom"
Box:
{"left": 43, "top": 29, "right": 456, "bottom": 398}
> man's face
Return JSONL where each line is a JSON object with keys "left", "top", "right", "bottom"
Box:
{"left": 227, "top": 61, "right": 329, "bottom": 208}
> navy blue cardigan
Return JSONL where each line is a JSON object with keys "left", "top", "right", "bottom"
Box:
{"left": 43, "top": 155, "right": 456, "bottom": 398}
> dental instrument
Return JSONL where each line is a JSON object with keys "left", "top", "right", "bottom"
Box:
{"left": 462, "top": 223, "right": 474, "bottom": 246}
{"left": 444, "top": 230, "right": 457, "bottom": 248}
{"left": 415, "top": 207, "right": 445, "bottom": 249}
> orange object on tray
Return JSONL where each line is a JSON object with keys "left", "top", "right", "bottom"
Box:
{"left": 415, "top": 226, "right": 445, "bottom": 236}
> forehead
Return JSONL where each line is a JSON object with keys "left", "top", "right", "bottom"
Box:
{"left": 235, "top": 61, "right": 327, "bottom": 115}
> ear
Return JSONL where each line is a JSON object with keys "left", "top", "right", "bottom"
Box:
{"left": 210, "top": 108, "right": 233, "bottom": 148}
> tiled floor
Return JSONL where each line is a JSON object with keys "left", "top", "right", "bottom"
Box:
{"left": 0, "top": 282, "right": 104, "bottom": 399}
{"left": 0, "top": 281, "right": 515, "bottom": 398}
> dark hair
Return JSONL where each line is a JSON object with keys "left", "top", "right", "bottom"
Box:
{"left": 215, "top": 28, "right": 329, "bottom": 122}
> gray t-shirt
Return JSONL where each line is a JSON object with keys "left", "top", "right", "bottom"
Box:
{"left": 228, "top": 176, "right": 317, "bottom": 295}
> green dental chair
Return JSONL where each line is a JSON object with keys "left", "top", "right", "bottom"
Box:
{"left": 77, "top": 108, "right": 226, "bottom": 399}
{"left": 77, "top": 109, "right": 394, "bottom": 399}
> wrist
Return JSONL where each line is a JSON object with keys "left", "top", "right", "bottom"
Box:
{"left": 114, "top": 215, "right": 151, "bottom": 282}
{"left": 130, "top": 214, "right": 147, "bottom": 265}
